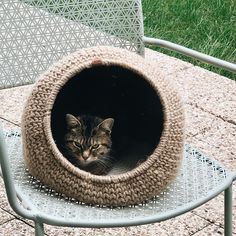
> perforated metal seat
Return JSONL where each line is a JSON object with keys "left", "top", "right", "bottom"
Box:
{"left": 0, "top": 1, "right": 236, "bottom": 236}
{"left": 1, "top": 130, "right": 235, "bottom": 229}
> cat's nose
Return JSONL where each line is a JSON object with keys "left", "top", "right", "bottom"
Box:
{"left": 82, "top": 151, "right": 90, "bottom": 160}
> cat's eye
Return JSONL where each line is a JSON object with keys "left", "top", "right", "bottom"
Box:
{"left": 92, "top": 144, "right": 99, "bottom": 149}
{"left": 74, "top": 142, "right": 82, "bottom": 149}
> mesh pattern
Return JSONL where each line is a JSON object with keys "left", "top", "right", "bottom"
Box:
{"left": 0, "top": 0, "right": 144, "bottom": 89}
{"left": 4, "top": 130, "right": 228, "bottom": 223}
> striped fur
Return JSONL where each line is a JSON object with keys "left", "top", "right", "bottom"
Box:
{"left": 63, "top": 114, "right": 114, "bottom": 175}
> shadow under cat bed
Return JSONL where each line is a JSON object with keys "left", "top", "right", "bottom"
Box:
{"left": 22, "top": 47, "right": 184, "bottom": 206}
{"left": 51, "top": 65, "right": 164, "bottom": 175}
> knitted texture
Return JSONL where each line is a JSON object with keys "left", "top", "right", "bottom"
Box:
{"left": 21, "top": 46, "right": 185, "bottom": 207}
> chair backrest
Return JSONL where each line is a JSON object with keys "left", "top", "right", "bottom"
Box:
{"left": 0, "top": 0, "right": 144, "bottom": 89}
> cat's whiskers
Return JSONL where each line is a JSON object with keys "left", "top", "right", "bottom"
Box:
{"left": 97, "top": 157, "right": 114, "bottom": 169}
{"left": 63, "top": 114, "right": 115, "bottom": 175}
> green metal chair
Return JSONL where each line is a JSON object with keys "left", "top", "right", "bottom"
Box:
{"left": 0, "top": 1, "right": 236, "bottom": 235}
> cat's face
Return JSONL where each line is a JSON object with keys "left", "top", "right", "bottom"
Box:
{"left": 64, "top": 114, "right": 114, "bottom": 168}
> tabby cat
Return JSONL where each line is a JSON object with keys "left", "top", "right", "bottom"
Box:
{"left": 63, "top": 114, "right": 115, "bottom": 175}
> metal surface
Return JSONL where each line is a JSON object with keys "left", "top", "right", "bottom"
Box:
{"left": 143, "top": 36, "right": 236, "bottom": 73}
{"left": 0, "top": 129, "right": 36, "bottom": 220}
{"left": 0, "top": 0, "right": 144, "bottom": 89}
{"left": 1, "top": 129, "right": 234, "bottom": 228}
{"left": 0, "top": 2, "right": 235, "bottom": 235}
{"left": 224, "top": 185, "right": 233, "bottom": 236}
{"left": 35, "top": 221, "right": 44, "bottom": 236}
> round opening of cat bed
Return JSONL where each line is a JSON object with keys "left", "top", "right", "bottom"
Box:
{"left": 50, "top": 64, "right": 164, "bottom": 176}
{"left": 22, "top": 47, "right": 184, "bottom": 206}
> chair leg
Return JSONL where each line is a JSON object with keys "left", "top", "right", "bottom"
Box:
{"left": 224, "top": 184, "right": 232, "bottom": 236}
{"left": 35, "top": 220, "right": 44, "bottom": 236}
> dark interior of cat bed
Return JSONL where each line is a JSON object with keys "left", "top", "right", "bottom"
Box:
{"left": 22, "top": 46, "right": 184, "bottom": 206}
{"left": 51, "top": 65, "right": 164, "bottom": 174}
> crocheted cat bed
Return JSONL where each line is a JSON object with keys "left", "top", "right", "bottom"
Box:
{"left": 22, "top": 46, "right": 184, "bottom": 207}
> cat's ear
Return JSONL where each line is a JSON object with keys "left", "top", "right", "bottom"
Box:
{"left": 97, "top": 118, "right": 114, "bottom": 134}
{"left": 66, "top": 114, "right": 81, "bottom": 129}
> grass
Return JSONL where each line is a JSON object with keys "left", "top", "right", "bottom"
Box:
{"left": 142, "top": 0, "right": 236, "bottom": 80}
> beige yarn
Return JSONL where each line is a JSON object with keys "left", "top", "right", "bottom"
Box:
{"left": 21, "top": 46, "right": 185, "bottom": 207}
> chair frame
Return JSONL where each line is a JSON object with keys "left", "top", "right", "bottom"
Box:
{"left": 1, "top": 130, "right": 236, "bottom": 236}
{"left": 0, "top": 1, "right": 236, "bottom": 235}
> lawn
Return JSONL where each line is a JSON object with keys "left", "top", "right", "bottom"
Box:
{"left": 142, "top": 0, "right": 236, "bottom": 80}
